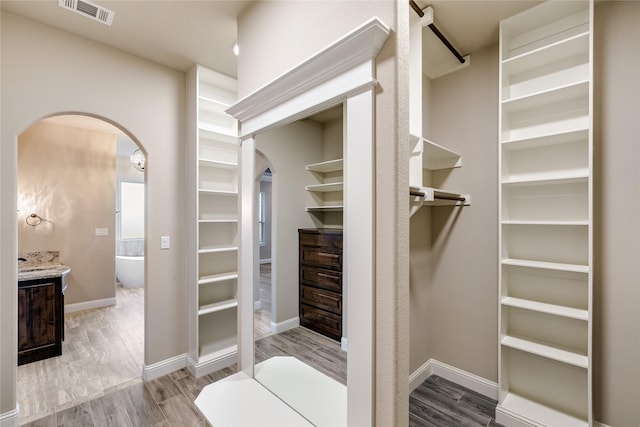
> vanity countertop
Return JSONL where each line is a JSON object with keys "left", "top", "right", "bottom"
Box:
{"left": 18, "top": 264, "right": 71, "bottom": 282}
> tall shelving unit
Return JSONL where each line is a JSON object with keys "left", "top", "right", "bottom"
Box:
{"left": 497, "top": 1, "right": 593, "bottom": 425}
{"left": 187, "top": 65, "right": 239, "bottom": 377}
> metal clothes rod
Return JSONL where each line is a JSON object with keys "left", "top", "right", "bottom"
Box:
{"left": 409, "top": 0, "right": 466, "bottom": 64}
{"left": 433, "top": 191, "right": 466, "bottom": 202}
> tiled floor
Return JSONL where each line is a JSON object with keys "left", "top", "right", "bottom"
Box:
{"left": 17, "top": 285, "right": 144, "bottom": 425}
{"left": 20, "top": 265, "right": 502, "bottom": 426}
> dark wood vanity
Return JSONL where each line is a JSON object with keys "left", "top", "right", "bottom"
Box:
{"left": 298, "top": 228, "right": 343, "bottom": 341}
{"left": 18, "top": 276, "right": 64, "bottom": 365}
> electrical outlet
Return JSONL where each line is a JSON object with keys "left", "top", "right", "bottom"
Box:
{"left": 161, "top": 235, "right": 170, "bottom": 249}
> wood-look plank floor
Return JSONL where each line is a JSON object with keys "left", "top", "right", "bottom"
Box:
{"left": 22, "top": 264, "right": 502, "bottom": 426}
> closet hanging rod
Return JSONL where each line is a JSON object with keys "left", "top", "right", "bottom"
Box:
{"left": 410, "top": 189, "right": 467, "bottom": 202}
{"left": 409, "top": 0, "right": 466, "bottom": 64}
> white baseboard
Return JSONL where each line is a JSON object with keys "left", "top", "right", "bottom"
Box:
{"left": 0, "top": 406, "right": 19, "bottom": 427}
{"left": 409, "top": 358, "right": 498, "bottom": 400}
{"left": 142, "top": 353, "right": 187, "bottom": 381}
{"left": 341, "top": 337, "right": 348, "bottom": 352}
{"left": 270, "top": 316, "right": 299, "bottom": 334}
{"left": 259, "top": 258, "right": 272, "bottom": 264}
{"left": 65, "top": 297, "right": 116, "bottom": 314}
{"left": 186, "top": 352, "right": 237, "bottom": 378}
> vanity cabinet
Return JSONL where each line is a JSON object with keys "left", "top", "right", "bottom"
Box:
{"left": 18, "top": 277, "right": 63, "bottom": 365}
{"left": 298, "top": 228, "right": 343, "bottom": 341}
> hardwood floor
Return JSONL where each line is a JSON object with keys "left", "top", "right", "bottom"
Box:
{"left": 21, "top": 265, "right": 502, "bottom": 426}
{"left": 18, "top": 285, "right": 144, "bottom": 425}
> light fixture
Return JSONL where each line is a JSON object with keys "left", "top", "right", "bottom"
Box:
{"left": 233, "top": 42, "right": 239, "bottom": 57}
{"left": 130, "top": 149, "right": 145, "bottom": 172}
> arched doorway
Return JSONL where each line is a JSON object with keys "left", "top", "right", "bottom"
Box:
{"left": 15, "top": 114, "right": 147, "bottom": 424}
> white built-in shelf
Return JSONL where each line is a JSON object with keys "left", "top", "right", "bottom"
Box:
{"left": 199, "top": 95, "right": 231, "bottom": 109}
{"left": 501, "top": 172, "right": 588, "bottom": 187}
{"left": 502, "top": 80, "right": 589, "bottom": 113}
{"left": 502, "top": 220, "right": 589, "bottom": 226}
{"left": 502, "top": 258, "right": 589, "bottom": 274}
{"left": 199, "top": 159, "right": 237, "bottom": 169}
{"left": 306, "top": 159, "right": 343, "bottom": 173}
{"left": 199, "top": 189, "right": 238, "bottom": 196}
{"left": 501, "top": 335, "right": 588, "bottom": 369}
{"left": 199, "top": 246, "right": 238, "bottom": 255}
{"left": 199, "top": 299, "right": 238, "bottom": 316}
{"left": 410, "top": 134, "right": 462, "bottom": 170}
{"left": 306, "top": 182, "right": 344, "bottom": 192}
{"left": 501, "top": 296, "right": 588, "bottom": 321}
{"left": 199, "top": 339, "right": 238, "bottom": 363}
{"left": 198, "top": 272, "right": 239, "bottom": 286}
{"left": 305, "top": 205, "right": 344, "bottom": 212}
{"left": 501, "top": 128, "right": 589, "bottom": 151}
{"left": 199, "top": 219, "right": 239, "bottom": 224}
{"left": 499, "top": 393, "right": 588, "bottom": 427}
{"left": 502, "top": 32, "right": 589, "bottom": 75}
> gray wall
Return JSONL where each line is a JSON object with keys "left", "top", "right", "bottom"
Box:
{"left": 1, "top": 11, "right": 186, "bottom": 413}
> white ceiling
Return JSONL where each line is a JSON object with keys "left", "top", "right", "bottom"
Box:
{"left": 3, "top": 0, "right": 540, "bottom": 133}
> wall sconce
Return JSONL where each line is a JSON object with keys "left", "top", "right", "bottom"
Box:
{"left": 130, "top": 149, "right": 145, "bottom": 172}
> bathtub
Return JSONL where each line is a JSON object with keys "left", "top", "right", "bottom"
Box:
{"left": 115, "top": 255, "right": 144, "bottom": 288}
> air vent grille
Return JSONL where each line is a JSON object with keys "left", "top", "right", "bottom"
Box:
{"left": 57, "top": 0, "right": 115, "bottom": 26}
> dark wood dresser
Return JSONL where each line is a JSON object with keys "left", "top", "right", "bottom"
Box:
{"left": 298, "top": 228, "right": 343, "bottom": 341}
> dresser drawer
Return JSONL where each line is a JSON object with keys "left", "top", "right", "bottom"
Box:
{"left": 300, "top": 304, "right": 341, "bottom": 340}
{"left": 299, "top": 229, "right": 343, "bottom": 250}
{"left": 300, "top": 248, "right": 342, "bottom": 269}
{"left": 301, "top": 285, "right": 342, "bottom": 314}
{"left": 300, "top": 266, "right": 341, "bottom": 293}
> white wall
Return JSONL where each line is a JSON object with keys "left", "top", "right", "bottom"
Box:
{"left": 1, "top": 11, "right": 186, "bottom": 415}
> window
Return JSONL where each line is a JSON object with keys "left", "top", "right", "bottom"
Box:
{"left": 258, "top": 191, "right": 266, "bottom": 246}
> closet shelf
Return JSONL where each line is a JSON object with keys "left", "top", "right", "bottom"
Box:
{"left": 306, "top": 182, "right": 343, "bottom": 192}
{"left": 199, "top": 299, "right": 238, "bottom": 316}
{"left": 305, "top": 205, "right": 344, "bottom": 212}
{"left": 502, "top": 220, "right": 589, "bottom": 226}
{"left": 306, "top": 159, "right": 343, "bottom": 173}
{"left": 199, "top": 340, "right": 238, "bottom": 363}
{"left": 502, "top": 258, "right": 588, "bottom": 274}
{"left": 501, "top": 296, "right": 588, "bottom": 321}
{"left": 410, "top": 134, "right": 462, "bottom": 170}
{"left": 199, "top": 95, "right": 231, "bottom": 109}
{"left": 199, "top": 189, "right": 238, "bottom": 196}
{"left": 502, "top": 32, "right": 589, "bottom": 75}
{"left": 501, "top": 128, "right": 589, "bottom": 151}
{"left": 499, "top": 393, "right": 588, "bottom": 427}
{"left": 501, "top": 80, "right": 589, "bottom": 113}
{"left": 198, "top": 121, "right": 237, "bottom": 138}
{"left": 501, "top": 172, "right": 588, "bottom": 187}
{"left": 199, "top": 219, "right": 239, "bottom": 224}
{"left": 199, "top": 159, "right": 238, "bottom": 169}
{"left": 198, "top": 272, "right": 239, "bottom": 286}
{"left": 198, "top": 246, "right": 238, "bottom": 255}
{"left": 501, "top": 335, "right": 588, "bottom": 369}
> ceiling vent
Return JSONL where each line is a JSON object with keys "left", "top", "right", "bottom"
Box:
{"left": 58, "top": 0, "right": 115, "bottom": 26}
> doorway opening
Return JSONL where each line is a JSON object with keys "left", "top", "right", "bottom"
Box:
{"left": 15, "top": 114, "right": 146, "bottom": 425}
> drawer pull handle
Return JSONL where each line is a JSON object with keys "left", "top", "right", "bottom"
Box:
{"left": 317, "top": 253, "right": 339, "bottom": 258}
{"left": 314, "top": 292, "right": 339, "bottom": 302}
{"left": 317, "top": 273, "right": 339, "bottom": 280}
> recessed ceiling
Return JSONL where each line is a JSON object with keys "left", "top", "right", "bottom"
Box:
{"left": 0, "top": 0, "right": 253, "bottom": 76}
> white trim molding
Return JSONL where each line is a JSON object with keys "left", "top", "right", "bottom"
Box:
{"left": 259, "top": 258, "right": 272, "bottom": 264}
{"left": 409, "top": 358, "right": 498, "bottom": 400}
{"left": 0, "top": 406, "right": 19, "bottom": 427}
{"left": 341, "top": 337, "right": 348, "bottom": 352}
{"left": 64, "top": 297, "right": 116, "bottom": 314}
{"left": 142, "top": 353, "right": 187, "bottom": 381}
{"left": 270, "top": 317, "right": 300, "bottom": 334}
{"left": 186, "top": 352, "right": 238, "bottom": 379}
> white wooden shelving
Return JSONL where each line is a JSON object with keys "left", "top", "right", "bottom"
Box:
{"left": 305, "top": 158, "right": 345, "bottom": 216}
{"left": 409, "top": 134, "right": 469, "bottom": 216}
{"left": 497, "top": 2, "right": 593, "bottom": 425}
{"left": 187, "top": 65, "right": 239, "bottom": 377}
